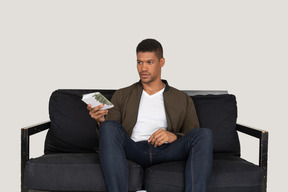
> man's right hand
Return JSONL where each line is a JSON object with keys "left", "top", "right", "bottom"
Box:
{"left": 87, "top": 104, "right": 108, "bottom": 124}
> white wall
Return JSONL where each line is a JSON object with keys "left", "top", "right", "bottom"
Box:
{"left": 1, "top": 1, "right": 287, "bottom": 191}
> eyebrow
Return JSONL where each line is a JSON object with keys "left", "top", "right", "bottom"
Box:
{"left": 137, "top": 59, "right": 154, "bottom": 62}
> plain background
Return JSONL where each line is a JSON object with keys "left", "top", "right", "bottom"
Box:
{"left": 1, "top": 0, "right": 287, "bottom": 191}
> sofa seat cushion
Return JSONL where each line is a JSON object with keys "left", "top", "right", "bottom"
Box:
{"left": 144, "top": 155, "right": 263, "bottom": 192}
{"left": 24, "top": 153, "right": 144, "bottom": 191}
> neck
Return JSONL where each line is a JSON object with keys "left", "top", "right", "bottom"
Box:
{"left": 142, "top": 79, "right": 165, "bottom": 95}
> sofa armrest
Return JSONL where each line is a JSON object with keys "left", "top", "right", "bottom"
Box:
{"left": 236, "top": 123, "right": 268, "bottom": 192}
{"left": 21, "top": 121, "right": 50, "bottom": 192}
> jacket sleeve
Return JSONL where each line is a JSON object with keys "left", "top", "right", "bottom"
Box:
{"left": 177, "top": 95, "right": 200, "bottom": 137}
{"left": 105, "top": 91, "right": 122, "bottom": 123}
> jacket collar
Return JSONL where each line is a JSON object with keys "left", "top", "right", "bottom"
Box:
{"left": 137, "top": 79, "right": 171, "bottom": 92}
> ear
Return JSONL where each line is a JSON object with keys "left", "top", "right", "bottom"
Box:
{"left": 160, "top": 58, "right": 165, "bottom": 67}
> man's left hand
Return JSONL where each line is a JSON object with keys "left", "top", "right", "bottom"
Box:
{"left": 148, "top": 129, "right": 177, "bottom": 147}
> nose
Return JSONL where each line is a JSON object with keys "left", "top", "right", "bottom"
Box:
{"left": 141, "top": 63, "right": 148, "bottom": 71}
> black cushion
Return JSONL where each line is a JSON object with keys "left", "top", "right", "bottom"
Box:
{"left": 24, "top": 153, "right": 144, "bottom": 191}
{"left": 144, "top": 155, "right": 263, "bottom": 192}
{"left": 192, "top": 94, "right": 240, "bottom": 155}
{"left": 45, "top": 90, "right": 240, "bottom": 155}
{"left": 44, "top": 90, "right": 115, "bottom": 154}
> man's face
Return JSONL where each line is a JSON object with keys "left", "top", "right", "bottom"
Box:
{"left": 137, "top": 52, "right": 165, "bottom": 84}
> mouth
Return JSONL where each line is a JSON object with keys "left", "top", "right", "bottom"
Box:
{"left": 140, "top": 73, "right": 150, "bottom": 78}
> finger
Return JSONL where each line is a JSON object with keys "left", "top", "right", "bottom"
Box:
{"left": 152, "top": 129, "right": 165, "bottom": 141}
{"left": 155, "top": 140, "right": 163, "bottom": 147}
{"left": 154, "top": 130, "right": 171, "bottom": 147}
{"left": 92, "top": 110, "right": 108, "bottom": 118}
{"left": 154, "top": 138, "right": 160, "bottom": 147}
{"left": 149, "top": 134, "right": 155, "bottom": 146}
{"left": 91, "top": 104, "right": 104, "bottom": 112}
{"left": 152, "top": 135, "right": 162, "bottom": 146}
{"left": 90, "top": 110, "right": 108, "bottom": 120}
{"left": 150, "top": 134, "right": 159, "bottom": 145}
{"left": 92, "top": 113, "right": 106, "bottom": 122}
{"left": 157, "top": 139, "right": 166, "bottom": 147}
{"left": 154, "top": 135, "right": 167, "bottom": 147}
{"left": 87, "top": 104, "right": 92, "bottom": 111}
{"left": 96, "top": 114, "right": 106, "bottom": 122}
{"left": 148, "top": 133, "right": 155, "bottom": 143}
{"left": 148, "top": 129, "right": 163, "bottom": 143}
{"left": 90, "top": 107, "right": 105, "bottom": 117}
{"left": 154, "top": 138, "right": 163, "bottom": 147}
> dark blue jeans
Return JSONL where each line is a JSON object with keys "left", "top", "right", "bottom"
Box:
{"left": 99, "top": 120, "right": 213, "bottom": 192}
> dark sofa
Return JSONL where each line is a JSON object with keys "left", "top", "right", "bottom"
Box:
{"left": 21, "top": 89, "right": 268, "bottom": 192}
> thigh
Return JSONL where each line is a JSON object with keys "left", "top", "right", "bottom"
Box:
{"left": 150, "top": 138, "right": 189, "bottom": 165}
{"left": 124, "top": 139, "right": 151, "bottom": 168}
{"left": 100, "top": 121, "right": 150, "bottom": 166}
{"left": 150, "top": 129, "right": 204, "bottom": 164}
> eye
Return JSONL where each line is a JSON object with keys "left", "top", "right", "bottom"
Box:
{"left": 137, "top": 61, "right": 142, "bottom": 65}
{"left": 148, "top": 61, "right": 153, "bottom": 65}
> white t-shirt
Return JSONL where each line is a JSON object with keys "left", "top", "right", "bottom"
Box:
{"left": 131, "top": 87, "right": 167, "bottom": 142}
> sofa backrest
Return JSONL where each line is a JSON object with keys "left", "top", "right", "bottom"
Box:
{"left": 44, "top": 89, "right": 240, "bottom": 156}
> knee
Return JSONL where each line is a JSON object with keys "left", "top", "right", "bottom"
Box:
{"left": 99, "top": 120, "right": 123, "bottom": 138}
{"left": 188, "top": 128, "right": 213, "bottom": 150}
{"left": 187, "top": 128, "right": 213, "bottom": 143}
{"left": 198, "top": 128, "right": 213, "bottom": 149}
{"left": 199, "top": 128, "right": 213, "bottom": 140}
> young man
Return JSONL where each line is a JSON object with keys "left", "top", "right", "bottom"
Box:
{"left": 87, "top": 39, "right": 213, "bottom": 192}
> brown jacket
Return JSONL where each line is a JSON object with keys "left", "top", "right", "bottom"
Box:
{"left": 106, "top": 80, "right": 200, "bottom": 138}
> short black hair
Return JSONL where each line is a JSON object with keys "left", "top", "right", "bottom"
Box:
{"left": 136, "top": 38, "right": 163, "bottom": 60}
